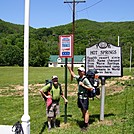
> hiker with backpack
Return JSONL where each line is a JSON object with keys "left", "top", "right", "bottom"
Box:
{"left": 67, "top": 65, "right": 95, "bottom": 131}
{"left": 39, "top": 75, "right": 68, "bottom": 131}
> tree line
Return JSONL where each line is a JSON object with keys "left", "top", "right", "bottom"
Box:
{"left": 0, "top": 19, "right": 134, "bottom": 67}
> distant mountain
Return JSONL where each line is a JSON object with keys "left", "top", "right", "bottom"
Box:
{"left": 0, "top": 19, "right": 24, "bottom": 34}
{"left": 0, "top": 19, "right": 134, "bottom": 67}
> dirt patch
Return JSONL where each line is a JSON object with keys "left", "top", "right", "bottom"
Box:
{"left": 96, "top": 120, "right": 114, "bottom": 126}
{"left": 105, "top": 75, "right": 133, "bottom": 95}
{"left": 0, "top": 76, "right": 133, "bottom": 97}
{"left": 60, "top": 122, "right": 71, "bottom": 129}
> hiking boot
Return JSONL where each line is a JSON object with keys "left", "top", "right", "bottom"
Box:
{"left": 53, "top": 123, "right": 56, "bottom": 128}
{"left": 48, "top": 127, "right": 51, "bottom": 132}
{"left": 81, "top": 127, "right": 87, "bottom": 132}
{"left": 84, "top": 123, "right": 89, "bottom": 128}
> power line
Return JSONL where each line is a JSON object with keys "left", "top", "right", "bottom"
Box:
{"left": 77, "top": 0, "right": 103, "bottom": 13}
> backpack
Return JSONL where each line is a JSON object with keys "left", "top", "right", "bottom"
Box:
{"left": 77, "top": 77, "right": 96, "bottom": 99}
{"left": 77, "top": 69, "right": 100, "bottom": 99}
{"left": 43, "top": 80, "right": 62, "bottom": 101}
{"left": 86, "top": 69, "right": 100, "bottom": 98}
{"left": 12, "top": 121, "right": 24, "bottom": 134}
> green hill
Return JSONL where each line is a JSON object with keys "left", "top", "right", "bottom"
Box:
{"left": 0, "top": 19, "right": 134, "bottom": 67}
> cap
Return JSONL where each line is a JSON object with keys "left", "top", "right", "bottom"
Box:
{"left": 52, "top": 75, "right": 58, "bottom": 79}
{"left": 77, "top": 67, "right": 85, "bottom": 72}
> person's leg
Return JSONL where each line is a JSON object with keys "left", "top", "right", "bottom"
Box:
{"left": 81, "top": 108, "right": 84, "bottom": 118}
{"left": 84, "top": 110, "right": 89, "bottom": 127}
{"left": 81, "top": 99, "right": 89, "bottom": 128}
{"left": 52, "top": 103, "right": 58, "bottom": 128}
{"left": 78, "top": 98, "right": 84, "bottom": 118}
{"left": 52, "top": 117, "right": 56, "bottom": 128}
{"left": 47, "top": 104, "right": 54, "bottom": 130}
{"left": 81, "top": 109, "right": 88, "bottom": 122}
{"left": 47, "top": 117, "right": 51, "bottom": 130}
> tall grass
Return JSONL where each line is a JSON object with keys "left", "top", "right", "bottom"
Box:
{"left": 0, "top": 67, "right": 134, "bottom": 133}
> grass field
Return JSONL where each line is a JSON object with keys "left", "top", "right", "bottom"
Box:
{"left": 0, "top": 67, "right": 134, "bottom": 134}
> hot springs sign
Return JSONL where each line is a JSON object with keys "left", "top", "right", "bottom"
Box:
{"left": 86, "top": 42, "right": 123, "bottom": 77}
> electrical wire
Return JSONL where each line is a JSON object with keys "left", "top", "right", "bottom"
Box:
{"left": 77, "top": 0, "right": 103, "bottom": 13}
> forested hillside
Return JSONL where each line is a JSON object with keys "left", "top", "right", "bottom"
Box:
{"left": 0, "top": 19, "right": 134, "bottom": 67}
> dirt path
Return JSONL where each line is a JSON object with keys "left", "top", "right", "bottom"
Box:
{"left": 0, "top": 76, "right": 133, "bottom": 97}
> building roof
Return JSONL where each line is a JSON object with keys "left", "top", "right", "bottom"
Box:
{"left": 49, "top": 55, "right": 85, "bottom": 63}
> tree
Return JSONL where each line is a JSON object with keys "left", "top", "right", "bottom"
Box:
{"left": 29, "top": 40, "right": 50, "bottom": 66}
{"left": 2, "top": 45, "right": 23, "bottom": 66}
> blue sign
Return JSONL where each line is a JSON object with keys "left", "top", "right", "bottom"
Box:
{"left": 62, "top": 52, "right": 70, "bottom": 55}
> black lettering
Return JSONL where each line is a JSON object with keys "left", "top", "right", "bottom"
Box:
{"left": 90, "top": 51, "right": 98, "bottom": 55}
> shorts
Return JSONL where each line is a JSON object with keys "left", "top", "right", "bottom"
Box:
{"left": 46, "top": 102, "right": 60, "bottom": 118}
{"left": 77, "top": 97, "right": 89, "bottom": 110}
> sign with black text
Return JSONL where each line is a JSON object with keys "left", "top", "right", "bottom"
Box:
{"left": 86, "top": 42, "right": 123, "bottom": 77}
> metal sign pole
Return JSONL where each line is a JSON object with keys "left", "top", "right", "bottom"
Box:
{"left": 100, "top": 77, "right": 105, "bottom": 121}
{"left": 64, "top": 58, "right": 68, "bottom": 123}
{"left": 59, "top": 35, "right": 73, "bottom": 123}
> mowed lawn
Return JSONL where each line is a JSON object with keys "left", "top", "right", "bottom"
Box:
{"left": 0, "top": 67, "right": 134, "bottom": 134}
{"left": 0, "top": 67, "right": 67, "bottom": 87}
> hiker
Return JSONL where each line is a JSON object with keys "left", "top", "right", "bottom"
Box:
{"left": 39, "top": 75, "right": 68, "bottom": 131}
{"left": 67, "top": 64, "right": 94, "bottom": 130}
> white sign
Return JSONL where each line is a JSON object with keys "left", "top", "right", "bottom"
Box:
{"left": 59, "top": 35, "right": 73, "bottom": 58}
{"left": 86, "top": 42, "right": 123, "bottom": 77}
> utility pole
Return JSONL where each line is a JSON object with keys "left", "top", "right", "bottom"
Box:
{"left": 71, "top": 0, "right": 75, "bottom": 81}
{"left": 118, "top": 36, "right": 120, "bottom": 46}
{"left": 64, "top": 0, "right": 86, "bottom": 81}
{"left": 130, "top": 47, "right": 132, "bottom": 72}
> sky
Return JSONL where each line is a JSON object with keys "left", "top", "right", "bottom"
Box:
{"left": 0, "top": 0, "right": 134, "bottom": 29}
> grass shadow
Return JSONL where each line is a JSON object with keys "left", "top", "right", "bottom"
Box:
{"left": 76, "top": 120, "right": 85, "bottom": 128}
{"left": 77, "top": 113, "right": 115, "bottom": 128}
{"left": 60, "top": 114, "right": 72, "bottom": 118}
{"left": 39, "top": 113, "right": 115, "bottom": 132}
{"left": 60, "top": 114, "right": 73, "bottom": 123}
{"left": 39, "top": 121, "right": 47, "bottom": 134}
{"left": 39, "top": 119, "right": 61, "bottom": 134}
{"left": 89, "top": 113, "right": 115, "bottom": 123}
{"left": 55, "top": 119, "right": 61, "bottom": 127}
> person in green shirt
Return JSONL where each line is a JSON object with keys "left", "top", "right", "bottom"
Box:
{"left": 67, "top": 65, "right": 94, "bottom": 131}
{"left": 40, "top": 75, "right": 68, "bottom": 131}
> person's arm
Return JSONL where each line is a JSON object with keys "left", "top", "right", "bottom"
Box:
{"left": 59, "top": 85, "right": 68, "bottom": 103}
{"left": 61, "top": 95, "right": 68, "bottom": 103}
{"left": 39, "top": 90, "right": 47, "bottom": 98}
{"left": 79, "top": 78, "right": 95, "bottom": 91}
{"left": 39, "top": 84, "right": 52, "bottom": 99}
{"left": 79, "top": 81, "right": 94, "bottom": 91}
{"left": 67, "top": 64, "right": 75, "bottom": 77}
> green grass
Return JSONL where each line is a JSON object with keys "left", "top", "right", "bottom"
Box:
{"left": 0, "top": 67, "right": 134, "bottom": 133}
{"left": 0, "top": 85, "right": 133, "bottom": 134}
{"left": 0, "top": 66, "right": 79, "bottom": 87}
{"left": 0, "top": 67, "right": 134, "bottom": 86}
